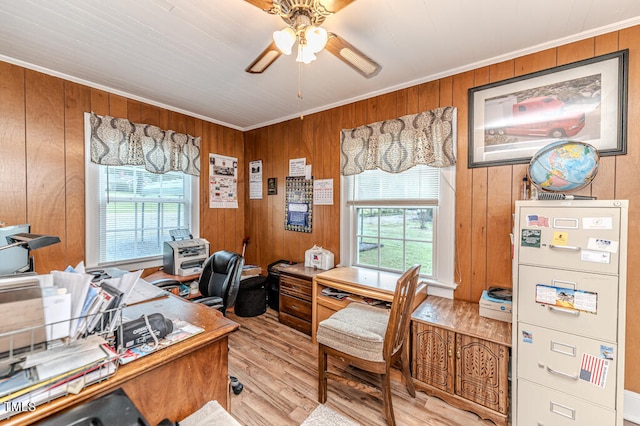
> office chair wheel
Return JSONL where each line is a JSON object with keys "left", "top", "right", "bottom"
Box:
{"left": 229, "top": 375, "right": 243, "bottom": 395}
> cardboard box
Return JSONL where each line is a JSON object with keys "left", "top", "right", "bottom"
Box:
{"left": 479, "top": 290, "right": 512, "bottom": 323}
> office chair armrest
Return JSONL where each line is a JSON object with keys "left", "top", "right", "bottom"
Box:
{"left": 150, "top": 278, "right": 181, "bottom": 288}
{"left": 194, "top": 296, "right": 224, "bottom": 310}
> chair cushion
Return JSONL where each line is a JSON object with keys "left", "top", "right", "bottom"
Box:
{"left": 316, "top": 303, "right": 389, "bottom": 362}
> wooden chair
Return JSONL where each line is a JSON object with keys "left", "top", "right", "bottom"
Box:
{"left": 317, "top": 265, "right": 420, "bottom": 425}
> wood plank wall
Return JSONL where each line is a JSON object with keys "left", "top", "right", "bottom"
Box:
{"left": 0, "top": 62, "right": 245, "bottom": 274}
{"left": 1, "top": 25, "right": 639, "bottom": 393}
{"left": 244, "top": 26, "right": 640, "bottom": 392}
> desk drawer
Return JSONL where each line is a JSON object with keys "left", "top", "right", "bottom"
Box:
{"left": 279, "top": 311, "right": 311, "bottom": 335}
{"left": 517, "top": 323, "right": 617, "bottom": 408}
{"left": 516, "top": 379, "right": 615, "bottom": 425}
{"left": 280, "top": 293, "right": 312, "bottom": 319}
{"left": 518, "top": 265, "right": 619, "bottom": 341}
{"left": 280, "top": 275, "right": 312, "bottom": 301}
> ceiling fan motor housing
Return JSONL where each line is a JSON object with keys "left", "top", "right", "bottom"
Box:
{"left": 270, "top": 0, "right": 333, "bottom": 27}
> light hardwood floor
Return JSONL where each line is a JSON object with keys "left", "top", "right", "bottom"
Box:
{"left": 227, "top": 309, "right": 497, "bottom": 426}
{"left": 227, "top": 309, "right": 639, "bottom": 426}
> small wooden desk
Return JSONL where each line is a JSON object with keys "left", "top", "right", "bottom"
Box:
{"left": 144, "top": 270, "right": 201, "bottom": 299}
{"left": 1, "top": 295, "right": 239, "bottom": 425}
{"left": 311, "top": 267, "right": 427, "bottom": 342}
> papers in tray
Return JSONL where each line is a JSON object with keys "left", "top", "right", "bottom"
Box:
{"left": 320, "top": 287, "right": 351, "bottom": 300}
{"left": 0, "top": 335, "right": 114, "bottom": 404}
{"left": 0, "top": 360, "right": 117, "bottom": 421}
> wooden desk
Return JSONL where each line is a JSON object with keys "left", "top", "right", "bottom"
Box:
{"left": 278, "top": 264, "right": 326, "bottom": 336}
{"left": 145, "top": 270, "right": 200, "bottom": 283}
{"left": 1, "top": 295, "right": 239, "bottom": 425}
{"left": 311, "top": 267, "right": 427, "bottom": 342}
{"left": 145, "top": 270, "right": 201, "bottom": 299}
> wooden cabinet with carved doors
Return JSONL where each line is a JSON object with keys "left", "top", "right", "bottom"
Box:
{"left": 412, "top": 296, "right": 511, "bottom": 426}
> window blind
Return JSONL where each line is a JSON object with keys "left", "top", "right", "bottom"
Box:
{"left": 345, "top": 165, "right": 440, "bottom": 206}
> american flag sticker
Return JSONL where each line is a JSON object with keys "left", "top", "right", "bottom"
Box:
{"left": 526, "top": 214, "right": 550, "bottom": 227}
{"left": 579, "top": 353, "right": 609, "bottom": 388}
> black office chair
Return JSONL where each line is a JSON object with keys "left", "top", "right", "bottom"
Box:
{"left": 153, "top": 250, "right": 244, "bottom": 316}
{"left": 152, "top": 250, "right": 245, "bottom": 395}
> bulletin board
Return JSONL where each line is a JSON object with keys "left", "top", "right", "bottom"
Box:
{"left": 285, "top": 176, "right": 313, "bottom": 233}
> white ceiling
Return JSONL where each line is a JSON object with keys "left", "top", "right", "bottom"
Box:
{"left": 1, "top": 0, "right": 640, "bottom": 131}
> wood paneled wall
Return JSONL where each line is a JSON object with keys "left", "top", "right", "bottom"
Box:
{"left": 244, "top": 26, "right": 640, "bottom": 392}
{"left": 0, "top": 61, "right": 245, "bottom": 274}
{"left": 1, "top": 25, "right": 639, "bottom": 393}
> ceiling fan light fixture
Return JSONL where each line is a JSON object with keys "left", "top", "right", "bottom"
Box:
{"left": 273, "top": 27, "right": 296, "bottom": 55}
{"left": 304, "top": 25, "right": 327, "bottom": 53}
{"left": 296, "top": 44, "right": 316, "bottom": 64}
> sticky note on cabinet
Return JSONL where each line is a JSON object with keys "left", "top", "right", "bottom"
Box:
{"left": 552, "top": 232, "right": 568, "bottom": 246}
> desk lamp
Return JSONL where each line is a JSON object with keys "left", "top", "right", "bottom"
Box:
{"left": 1, "top": 233, "right": 61, "bottom": 251}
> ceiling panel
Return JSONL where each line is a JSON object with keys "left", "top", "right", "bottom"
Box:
{"left": 0, "top": 0, "right": 639, "bottom": 130}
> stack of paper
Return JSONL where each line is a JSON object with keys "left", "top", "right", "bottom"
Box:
{"left": 0, "top": 335, "right": 115, "bottom": 405}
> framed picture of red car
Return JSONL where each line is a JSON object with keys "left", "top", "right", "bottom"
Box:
{"left": 468, "top": 49, "right": 628, "bottom": 168}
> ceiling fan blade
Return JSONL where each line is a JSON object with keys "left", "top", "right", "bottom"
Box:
{"left": 325, "top": 32, "right": 381, "bottom": 78}
{"left": 245, "top": 41, "right": 282, "bottom": 74}
{"left": 243, "top": 0, "right": 275, "bottom": 12}
{"left": 322, "top": 0, "right": 358, "bottom": 13}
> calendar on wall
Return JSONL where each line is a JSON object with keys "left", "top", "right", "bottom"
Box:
{"left": 313, "top": 179, "right": 333, "bottom": 205}
{"left": 285, "top": 176, "right": 313, "bottom": 233}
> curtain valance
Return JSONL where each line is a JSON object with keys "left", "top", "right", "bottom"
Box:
{"left": 340, "top": 106, "right": 456, "bottom": 176}
{"left": 89, "top": 112, "right": 201, "bottom": 176}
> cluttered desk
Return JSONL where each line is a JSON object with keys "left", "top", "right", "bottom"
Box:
{"left": 0, "top": 265, "right": 239, "bottom": 425}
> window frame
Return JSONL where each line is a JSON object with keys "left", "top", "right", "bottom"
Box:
{"left": 84, "top": 113, "right": 200, "bottom": 270}
{"left": 340, "top": 166, "right": 457, "bottom": 297}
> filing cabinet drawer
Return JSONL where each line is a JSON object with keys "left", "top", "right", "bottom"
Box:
{"left": 517, "top": 379, "right": 615, "bottom": 426}
{"left": 516, "top": 206, "right": 621, "bottom": 274}
{"left": 517, "top": 323, "right": 617, "bottom": 408}
{"left": 518, "top": 265, "right": 619, "bottom": 341}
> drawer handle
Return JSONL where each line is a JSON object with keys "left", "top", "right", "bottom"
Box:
{"left": 549, "top": 244, "right": 580, "bottom": 252}
{"left": 549, "top": 401, "right": 576, "bottom": 420}
{"left": 546, "top": 366, "right": 579, "bottom": 381}
{"left": 548, "top": 305, "right": 580, "bottom": 316}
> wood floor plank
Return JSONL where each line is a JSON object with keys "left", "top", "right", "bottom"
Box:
{"left": 227, "top": 309, "right": 497, "bottom": 425}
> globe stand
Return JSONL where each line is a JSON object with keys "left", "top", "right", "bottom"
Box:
{"left": 535, "top": 192, "right": 596, "bottom": 201}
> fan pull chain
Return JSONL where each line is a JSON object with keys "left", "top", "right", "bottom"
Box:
{"left": 298, "top": 61, "right": 304, "bottom": 120}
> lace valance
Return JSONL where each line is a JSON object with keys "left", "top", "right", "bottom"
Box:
{"left": 89, "top": 112, "right": 201, "bottom": 176}
{"left": 340, "top": 107, "right": 456, "bottom": 176}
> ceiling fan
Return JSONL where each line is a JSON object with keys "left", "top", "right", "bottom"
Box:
{"left": 244, "top": 0, "right": 382, "bottom": 78}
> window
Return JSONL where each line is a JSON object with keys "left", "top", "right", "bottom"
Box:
{"left": 355, "top": 206, "right": 435, "bottom": 274}
{"left": 340, "top": 165, "right": 456, "bottom": 291}
{"left": 84, "top": 116, "right": 199, "bottom": 270}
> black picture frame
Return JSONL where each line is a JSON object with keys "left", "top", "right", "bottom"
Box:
{"left": 468, "top": 49, "right": 628, "bottom": 168}
{"left": 267, "top": 177, "right": 277, "bottom": 195}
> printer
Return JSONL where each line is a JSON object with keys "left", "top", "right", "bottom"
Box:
{"left": 163, "top": 238, "right": 210, "bottom": 276}
{"left": 479, "top": 287, "right": 512, "bottom": 323}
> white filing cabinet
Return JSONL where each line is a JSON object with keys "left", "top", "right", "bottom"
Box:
{"left": 512, "top": 200, "right": 628, "bottom": 426}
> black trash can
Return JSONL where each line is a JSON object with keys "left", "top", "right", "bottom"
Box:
{"left": 234, "top": 275, "right": 268, "bottom": 317}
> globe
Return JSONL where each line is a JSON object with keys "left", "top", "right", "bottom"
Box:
{"left": 528, "top": 140, "right": 600, "bottom": 193}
